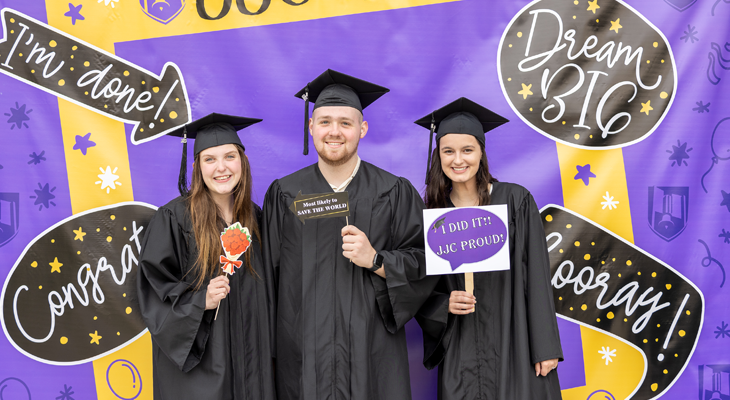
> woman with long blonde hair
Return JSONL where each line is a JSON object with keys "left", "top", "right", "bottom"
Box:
{"left": 137, "top": 113, "right": 275, "bottom": 400}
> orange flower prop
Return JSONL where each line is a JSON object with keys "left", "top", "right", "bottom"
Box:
{"left": 219, "top": 222, "right": 252, "bottom": 275}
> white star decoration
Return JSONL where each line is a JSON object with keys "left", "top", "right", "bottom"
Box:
{"left": 98, "top": 0, "right": 119, "bottom": 8}
{"left": 95, "top": 166, "right": 121, "bottom": 194}
{"left": 598, "top": 346, "right": 617, "bottom": 365}
{"left": 601, "top": 191, "right": 619, "bottom": 210}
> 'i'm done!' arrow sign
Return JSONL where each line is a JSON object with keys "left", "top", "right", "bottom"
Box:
{"left": 0, "top": 8, "right": 191, "bottom": 144}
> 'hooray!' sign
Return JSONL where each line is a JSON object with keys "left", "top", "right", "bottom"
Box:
{"left": 423, "top": 205, "right": 510, "bottom": 274}
{"left": 541, "top": 205, "right": 703, "bottom": 399}
{"left": 0, "top": 202, "right": 157, "bottom": 365}
{"left": 498, "top": 0, "right": 676, "bottom": 149}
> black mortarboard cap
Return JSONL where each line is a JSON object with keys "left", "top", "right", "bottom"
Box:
{"left": 167, "top": 113, "right": 262, "bottom": 196}
{"left": 415, "top": 97, "right": 509, "bottom": 183}
{"left": 294, "top": 69, "right": 389, "bottom": 155}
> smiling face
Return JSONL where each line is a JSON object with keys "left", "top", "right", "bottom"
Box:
{"left": 439, "top": 133, "right": 482, "bottom": 186}
{"left": 198, "top": 144, "right": 242, "bottom": 202}
{"left": 309, "top": 106, "right": 368, "bottom": 167}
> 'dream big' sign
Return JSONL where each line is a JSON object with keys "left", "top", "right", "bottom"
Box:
{"left": 423, "top": 206, "right": 510, "bottom": 275}
{"left": 498, "top": 0, "right": 677, "bottom": 149}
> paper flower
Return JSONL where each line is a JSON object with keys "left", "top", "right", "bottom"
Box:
{"left": 219, "top": 222, "right": 252, "bottom": 275}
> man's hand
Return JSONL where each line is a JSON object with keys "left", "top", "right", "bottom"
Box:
{"left": 341, "top": 225, "right": 377, "bottom": 269}
{"left": 205, "top": 275, "right": 230, "bottom": 310}
{"left": 534, "top": 359, "right": 558, "bottom": 377}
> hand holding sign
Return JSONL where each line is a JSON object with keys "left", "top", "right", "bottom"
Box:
{"left": 341, "top": 225, "right": 376, "bottom": 269}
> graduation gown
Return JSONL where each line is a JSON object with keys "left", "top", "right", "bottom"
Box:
{"left": 416, "top": 182, "right": 563, "bottom": 400}
{"left": 137, "top": 196, "right": 276, "bottom": 400}
{"left": 262, "top": 161, "right": 438, "bottom": 400}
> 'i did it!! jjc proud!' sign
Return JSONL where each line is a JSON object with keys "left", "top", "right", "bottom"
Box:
{"left": 423, "top": 205, "right": 510, "bottom": 275}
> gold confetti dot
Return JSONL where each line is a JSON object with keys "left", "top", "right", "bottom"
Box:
{"left": 117, "top": 332, "right": 120, "bottom": 336}
{"left": 529, "top": 107, "right": 533, "bottom": 111}
{"left": 596, "top": 318, "right": 601, "bottom": 322}
{"left": 31, "top": 70, "right": 34, "bottom": 73}
{"left": 612, "top": 258, "right": 616, "bottom": 261}
{"left": 584, "top": 254, "right": 590, "bottom": 260}
{"left": 618, "top": 273, "right": 622, "bottom": 277}
{"left": 624, "top": 318, "right": 628, "bottom": 322}
{"left": 570, "top": 307, "right": 574, "bottom": 311}
{"left": 49, "top": 40, "right": 57, "bottom": 48}
{"left": 96, "top": 228, "right": 100, "bottom": 232}
{"left": 566, "top": 224, "right": 572, "bottom": 229}
{"left": 51, "top": 239, "right": 55, "bottom": 243}
{"left": 596, "top": 19, "right": 599, "bottom": 23}
{"left": 651, "top": 383, "right": 658, "bottom": 392}
{"left": 94, "top": 316, "right": 97, "bottom": 320}
{"left": 110, "top": 215, "right": 116, "bottom": 220}
{"left": 590, "top": 135, "right": 593, "bottom": 138}
{"left": 123, "top": 293, "right": 127, "bottom": 297}
{"left": 574, "top": 134, "right": 580, "bottom": 140}
{"left": 581, "top": 304, "right": 587, "bottom": 311}
{"left": 176, "top": 97, "right": 179, "bottom": 101}
{"left": 558, "top": 296, "right": 562, "bottom": 300}
{"left": 666, "top": 284, "right": 672, "bottom": 290}
{"left": 160, "top": 118, "right": 165, "bottom": 123}
{"left": 10, "top": 18, "right": 15, "bottom": 23}
{"left": 545, "top": 215, "right": 553, "bottom": 222}
{"left": 686, "top": 310, "right": 690, "bottom": 315}
{"left": 142, "top": 81, "right": 146, "bottom": 85}
{"left": 675, "top": 354, "right": 678, "bottom": 357}
{"left": 626, "top": 260, "right": 632, "bottom": 266}
{"left": 573, "top": 0, "right": 578, "bottom": 4}
{"left": 106, "top": 236, "right": 112, "bottom": 243}
{"left": 85, "top": 91, "right": 89, "bottom": 95}
{"left": 10, "top": 30, "right": 13, "bottom": 34}
{"left": 507, "top": 77, "right": 512, "bottom": 81}
{"left": 126, "top": 307, "right": 132, "bottom": 314}
{"left": 661, "top": 59, "right": 665, "bottom": 63}
{"left": 170, "top": 111, "right": 179, "bottom": 119}
{"left": 601, "top": 261, "right": 605, "bottom": 265}
{"left": 660, "top": 92, "right": 668, "bottom": 99}
{"left": 84, "top": 61, "right": 90, "bottom": 67}
{"left": 652, "top": 272, "right": 657, "bottom": 277}
{"left": 646, "top": 60, "right": 650, "bottom": 64}
{"left": 517, "top": 32, "right": 523, "bottom": 38}
{"left": 643, "top": 339, "right": 648, "bottom": 343}
{"left": 60, "top": 337, "right": 68, "bottom": 344}
{"left": 123, "top": 227, "right": 127, "bottom": 231}
{"left": 104, "top": 104, "right": 108, "bottom": 108}
{"left": 591, "top": 242, "right": 595, "bottom": 246}
{"left": 663, "top": 369, "right": 668, "bottom": 374}
{"left": 58, "top": 79, "right": 65, "bottom": 86}
{"left": 153, "top": 87, "right": 160, "bottom": 93}
{"left": 679, "top": 330, "right": 685, "bottom": 337}
{"left": 70, "top": 55, "right": 74, "bottom": 59}
{"left": 70, "top": 67, "right": 74, "bottom": 71}
{"left": 559, "top": 249, "right": 563, "bottom": 253}
{"left": 509, "top": 44, "right": 513, "bottom": 48}
{"left": 124, "top": 71, "right": 130, "bottom": 76}
{"left": 607, "top": 312, "right": 614, "bottom": 319}
{"left": 657, "top": 324, "right": 661, "bottom": 327}
{"left": 38, "top": 286, "right": 42, "bottom": 290}
{"left": 655, "top": 338, "right": 659, "bottom": 342}
{"left": 574, "top": 241, "right": 580, "bottom": 247}
{"left": 573, "top": 15, "right": 576, "bottom": 19}
{"left": 77, "top": 251, "right": 81, "bottom": 255}
{"left": 562, "top": 121, "right": 566, "bottom": 125}
{"left": 140, "top": 128, "right": 144, "bottom": 132}
{"left": 72, "top": 45, "right": 78, "bottom": 51}
{"left": 638, "top": 272, "right": 641, "bottom": 275}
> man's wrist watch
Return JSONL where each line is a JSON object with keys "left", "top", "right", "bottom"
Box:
{"left": 369, "top": 252, "right": 384, "bottom": 272}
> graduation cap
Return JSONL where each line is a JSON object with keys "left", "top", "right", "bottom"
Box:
{"left": 294, "top": 69, "right": 389, "bottom": 155}
{"left": 167, "top": 113, "right": 262, "bottom": 196}
{"left": 415, "top": 97, "right": 509, "bottom": 183}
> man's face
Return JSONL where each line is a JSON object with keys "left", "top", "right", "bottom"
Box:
{"left": 309, "top": 106, "right": 368, "bottom": 167}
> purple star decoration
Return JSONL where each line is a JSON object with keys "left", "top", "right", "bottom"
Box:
{"left": 73, "top": 133, "right": 96, "bottom": 155}
{"left": 64, "top": 3, "right": 85, "bottom": 25}
{"left": 574, "top": 164, "right": 597, "bottom": 186}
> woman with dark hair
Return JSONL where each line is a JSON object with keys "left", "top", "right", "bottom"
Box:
{"left": 137, "top": 114, "right": 275, "bottom": 400}
{"left": 415, "top": 98, "right": 563, "bottom": 400}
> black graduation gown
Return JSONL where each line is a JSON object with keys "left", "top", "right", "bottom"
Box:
{"left": 416, "top": 182, "right": 564, "bottom": 400}
{"left": 136, "top": 196, "right": 276, "bottom": 400}
{"left": 262, "top": 161, "right": 438, "bottom": 400}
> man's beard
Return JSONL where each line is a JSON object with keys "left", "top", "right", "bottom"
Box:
{"left": 317, "top": 139, "right": 359, "bottom": 167}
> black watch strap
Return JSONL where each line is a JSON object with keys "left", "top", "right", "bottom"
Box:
{"left": 369, "top": 252, "right": 384, "bottom": 272}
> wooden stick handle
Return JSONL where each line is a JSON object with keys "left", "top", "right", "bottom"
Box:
{"left": 213, "top": 272, "right": 230, "bottom": 321}
{"left": 465, "top": 272, "right": 474, "bottom": 295}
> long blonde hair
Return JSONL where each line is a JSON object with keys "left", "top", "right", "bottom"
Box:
{"left": 187, "top": 145, "right": 260, "bottom": 289}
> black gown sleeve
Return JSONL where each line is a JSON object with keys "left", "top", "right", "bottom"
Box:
{"left": 261, "top": 181, "right": 283, "bottom": 358}
{"left": 136, "top": 206, "right": 214, "bottom": 372}
{"left": 370, "top": 178, "right": 440, "bottom": 332}
{"left": 520, "top": 194, "right": 564, "bottom": 364}
{"left": 414, "top": 275, "right": 454, "bottom": 369}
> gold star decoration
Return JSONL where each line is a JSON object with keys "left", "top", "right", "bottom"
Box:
{"left": 610, "top": 18, "right": 622, "bottom": 33}
{"left": 49, "top": 257, "right": 63, "bottom": 273}
{"left": 518, "top": 83, "right": 533, "bottom": 100}
{"left": 73, "top": 227, "right": 86, "bottom": 241}
{"left": 89, "top": 330, "right": 102, "bottom": 345}
{"left": 640, "top": 100, "right": 654, "bottom": 115}
{"left": 587, "top": 0, "right": 600, "bottom": 14}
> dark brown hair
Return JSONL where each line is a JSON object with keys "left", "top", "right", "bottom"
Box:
{"left": 187, "top": 145, "right": 260, "bottom": 289}
{"left": 424, "top": 139, "right": 497, "bottom": 209}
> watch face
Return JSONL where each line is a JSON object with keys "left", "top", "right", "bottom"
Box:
{"left": 374, "top": 253, "right": 384, "bottom": 267}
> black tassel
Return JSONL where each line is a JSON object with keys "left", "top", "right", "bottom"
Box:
{"left": 303, "top": 85, "right": 310, "bottom": 155}
{"left": 425, "top": 113, "right": 435, "bottom": 185}
{"left": 178, "top": 126, "right": 188, "bottom": 196}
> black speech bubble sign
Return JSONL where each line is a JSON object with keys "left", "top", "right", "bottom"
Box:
{"left": 541, "top": 205, "right": 703, "bottom": 399}
{"left": 1, "top": 202, "right": 156, "bottom": 365}
{"left": 288, "top": 191, "right": 350, "bottom": 224}
{"left": 0, "top": 8, "right": 191, "bottom": 144}
{"left": 498, "top": 0, "right": 677, "bottom": 149}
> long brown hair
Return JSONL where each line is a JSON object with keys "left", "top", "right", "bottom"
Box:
{"left": 424, "top": 138, "right": 497, "bottom": 209}
{"left": 187, "top": 144, "right": 260, "bottom": 289}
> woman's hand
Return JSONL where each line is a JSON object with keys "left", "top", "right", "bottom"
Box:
{"left": 534, "top": 359, "right": 558, "bottom": 377}
{"left": 205, "top": 275, "right": 230, "bottom": 310}
{"left": 448, "top": 291, "right": 476, "bottom": 314}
